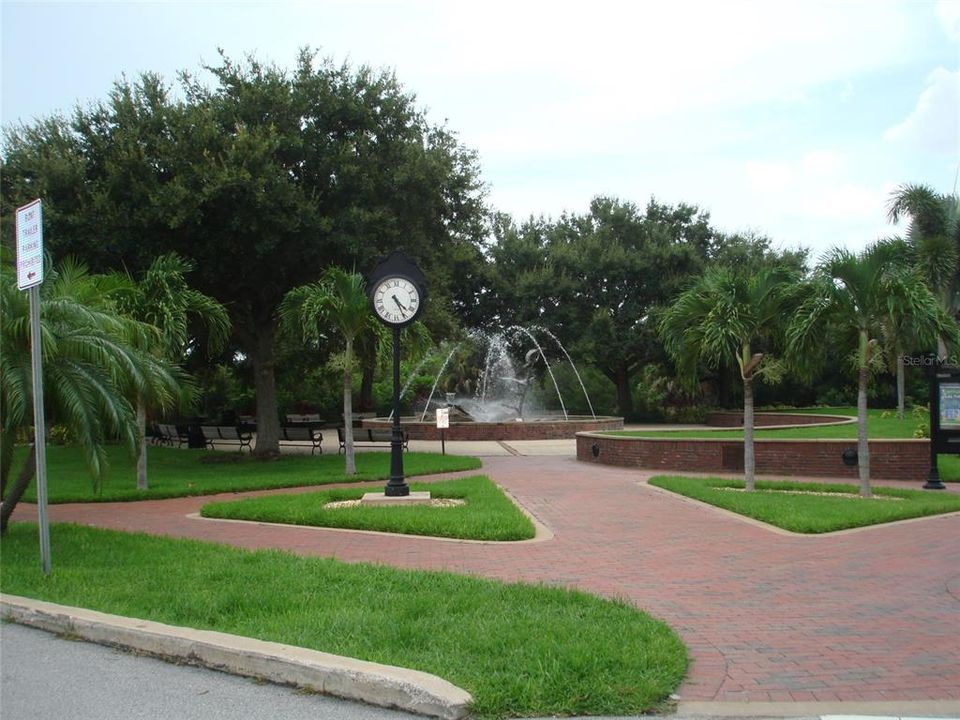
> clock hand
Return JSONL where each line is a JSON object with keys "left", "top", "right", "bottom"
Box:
{"left": 392, "top": 295, "right": 408, "bottom": 316}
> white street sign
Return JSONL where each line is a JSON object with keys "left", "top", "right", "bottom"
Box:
{"left": 436, "top": 407, "right": 450, "bottom": 429}
{"left": 16, "top": 199, "right": 43, "bottom": 290}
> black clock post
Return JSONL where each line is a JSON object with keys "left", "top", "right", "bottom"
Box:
{"left": 387, "top": 322, "right": 406, "bottom": 495}
{"left": 367, "top": 252, "right": 427, "bottom": 497}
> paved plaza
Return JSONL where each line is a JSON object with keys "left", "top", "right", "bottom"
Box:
{"left": 10, "top": 441, "right": 960, "bottom": 707}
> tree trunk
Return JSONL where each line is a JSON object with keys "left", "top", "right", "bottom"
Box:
{"left": 717, "top": 365, "right": 734, "bottom": 408}
{"left": 896, "top": 352, "right": 905, "bottom": 421}
{"left": 343, "top": 338, "right": 356, "bottom": 475}
{"left": 743, "top": 375, "right": 756, "bottom": 491}
{"left": 0, "top": 428, "right": 15, "bottom": 499}
{"left": 249, "top": 323, "right": 280, "bottom": 456}
{"left": 614, "top": 366, "right": 633, "bottom": 418}
{"left": 136, "top": 398, "right": 148, "bottom": 490}
{"left": 359, "top": 362, "right": 375, "bottom": 413}
{"left": 857, "top": 364, "right": 872, "bottom": 498}
{"left": 1, "top": 448, "right": 37, "bottom": 535}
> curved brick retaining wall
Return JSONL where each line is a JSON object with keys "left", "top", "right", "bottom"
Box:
{"left": 576, "top": 433, "right": 929, "bottom": 481}
{"left": 704, "top": 412, "right": 854, "bottom": 427}
{"left": 364, "top": 416, "right": 623, "bottom": 441}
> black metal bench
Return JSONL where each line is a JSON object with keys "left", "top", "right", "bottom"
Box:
{"left": 279, "top": 425, "right": 323, "bottom": 455}
{"left": 286, "top": 414, "right": 323, "bottom": 424}
{"left": 154, "top": 423, "right": 190, "bottom": 447}
{"left": 200, "top": 425, "right": 254, "bottom": 453}
{"left": 337, "top": 427, "right": 408, "bottom": 454}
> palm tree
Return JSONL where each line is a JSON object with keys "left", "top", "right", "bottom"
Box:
{"left": 886, "top": 183, "right": 960, "bottom": 357}
{"left": 281, "top": 268, "right": 381, "bottom": 475}
{"left": 659, "top": 266, "right": 799, "bottom": 490}
{"left": 788, "top": 240, "right": 957, "bottom": 497}
{"left": 118, "top": 253, "right": 230, "bottom": 489}
{"left": 875, "top": 238, "right": 921, "bottom": 420}
{"left": 1, "top": 257, "right": 184, "bottom": 532}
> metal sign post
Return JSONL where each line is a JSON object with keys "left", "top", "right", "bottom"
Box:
{"left": 28, "top": 285, "right": 51, "bottom": 572}
{"left": 16, "top": 199, "right": 51, "bottom": 573}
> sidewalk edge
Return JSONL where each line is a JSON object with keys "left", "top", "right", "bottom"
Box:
{"left": 1, "top": 594, "right": 471, "bottom": 720}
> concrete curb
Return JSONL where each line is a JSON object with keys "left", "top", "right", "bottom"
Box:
{"left": 1, "top": 594, "right": 472, "bottom": 720}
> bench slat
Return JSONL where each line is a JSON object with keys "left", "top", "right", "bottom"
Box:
{"left": 337, "top": 427, "right": 408, "bottom": 454}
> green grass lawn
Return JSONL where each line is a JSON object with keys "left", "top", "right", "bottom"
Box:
{"left": 616, "top": 407, "right": 920, "bottom": 439}
{"left": 0, "top": 524, "right": 687, "bottom": 718}
{"left": 13, "top": 445, "right": 481, "bottom": 503}
{"left": 649, "top": 476, "right": 960, "bottom": 533}
{"left": 201, "top": 475, "right": 535, "bottom": 541}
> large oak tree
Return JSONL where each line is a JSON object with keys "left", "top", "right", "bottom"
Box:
{"left": 485, "top": 197, "right": 716, "bottom": 416}
{"left": 1, "top": 50, "right": 486, "bottom": 453}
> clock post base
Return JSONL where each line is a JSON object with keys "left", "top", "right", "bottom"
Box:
{"left": 384, "top": 481, "right": 411, "bottom": 497}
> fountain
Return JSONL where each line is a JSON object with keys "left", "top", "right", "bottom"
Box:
{"left": 365, "top": 327, "right": 623, "bottom": 441}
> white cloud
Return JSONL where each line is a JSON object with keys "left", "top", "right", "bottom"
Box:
{"left": 409, "top": 0, "right": 926, "bottom": 158}
{"left": 1, "top": 0, "right": 952, "bottom": 259}
{"left": 801, "top": 151, "right": 846, "bottom": 176}
{"left": 744, "top": 150, "right": 847, "bottom": 193}
{"left": 734, "top": 151, "right": 896, "bottom": 255}
{"left": 884, "top": 67, "right": 959, "bottom": 155}
{"left": 745, "top": 161, "right": 794, "bottom": 190}
{"left": 807, "top": 183, "right": 885, "bottom": 220}
{"left": 938, "top": 0, "right": 960, "bottom": 40}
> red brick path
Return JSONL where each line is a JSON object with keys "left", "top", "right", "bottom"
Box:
{"left": 14, "top": 456, "right": 960, "bottom": 703}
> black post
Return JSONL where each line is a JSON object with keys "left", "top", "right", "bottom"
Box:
{"left": 385, "top": 325, "right": 409, "bottom": 496}
{"left": 925, "top": 359, "right": 946, "bottom": 489}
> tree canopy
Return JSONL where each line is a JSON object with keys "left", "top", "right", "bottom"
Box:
{"left": 484, "top": 197, "right": 788, "bottom": 416}
{"left": 1, "top": 49, "right": 487, "bottom": 451}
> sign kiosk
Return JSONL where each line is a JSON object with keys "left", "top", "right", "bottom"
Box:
{"left": 928, "top": 359, "right": 960, "bottom": 489}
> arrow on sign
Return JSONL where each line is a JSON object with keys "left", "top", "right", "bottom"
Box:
{"left": 27, "top": 272, "right": 36, "bottom": 280}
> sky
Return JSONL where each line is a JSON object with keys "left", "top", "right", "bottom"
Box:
{"left": 2, "top": 0, "right": 958, "bottom": 260}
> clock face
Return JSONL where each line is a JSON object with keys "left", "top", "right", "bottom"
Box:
{"left": 372, "top": 276, "right": 421, "bottom": 325}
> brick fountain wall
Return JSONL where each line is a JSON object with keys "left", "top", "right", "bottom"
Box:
{"left": 363, "top": 416, "right": 623, "bottom": 441}
{"left": 576, "top": 433, "right": 929, "bottom": 481}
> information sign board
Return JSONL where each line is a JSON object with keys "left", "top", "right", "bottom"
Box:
{"left": 16, "top": 199, "right": 43, "bottom": 290}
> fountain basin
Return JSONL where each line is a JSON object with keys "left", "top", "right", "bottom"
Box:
{"left": 576, "top": 432, "right": 929, "bottom": 480}
{"left": 364, "top": 415, "right": 623, "bottom": 441}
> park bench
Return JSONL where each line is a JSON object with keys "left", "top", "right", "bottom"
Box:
{"left": 286, "top": 413, "right": 323, "bottom": 424}
{"left": 279, "top": 425, "right": 324, "bottom": 455}
{"left": 337, "top": 427, "right": 408, "bottom": 454}
{"left": 154, "top": 423, "right": 189, "bottom": 448}
{"left": 200, "top": 425, "right": 254, "bottom": 453}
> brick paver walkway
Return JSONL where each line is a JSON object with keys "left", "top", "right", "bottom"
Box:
{"left": 15, "top": 455, "right": 960, "bottom": 703}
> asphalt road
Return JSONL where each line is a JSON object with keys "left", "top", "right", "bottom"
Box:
{"left": 0, "top": 622, "right": 421, "bottom": 720}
